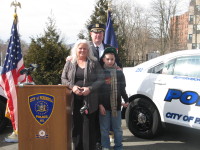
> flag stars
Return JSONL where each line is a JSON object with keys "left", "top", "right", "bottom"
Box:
{"left": 1, "top": 23, "right": 23, "bottom": 74}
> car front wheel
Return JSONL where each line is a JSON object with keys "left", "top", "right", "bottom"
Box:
{"left": 125, "top": 97, "right": 161, "bottom": 139}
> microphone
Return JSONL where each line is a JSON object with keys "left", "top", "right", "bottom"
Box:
{"left": 29, "top": 64, "right": 38, "bottom": 72}
{"left": 20, "top": 64, "right": 38, "bottom": 75}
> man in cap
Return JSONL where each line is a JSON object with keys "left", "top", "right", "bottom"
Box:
{"left": 66, "top": 23, "right": 122, "bottom": 67}
{"left": 88, "top": 23, "right": 122, "bottom": 150}
{"left": 88, "top": 23, "right": 122, "bottom": 68}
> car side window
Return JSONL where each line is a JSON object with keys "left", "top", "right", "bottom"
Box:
{"left": 162, "top": 59, "right": 176, "bottom": 75}
{"left": 148, "top": 63, "right": 164, "bottom": 74}
{"left": 173, "top": 56, "right": 200, "bottom": 78}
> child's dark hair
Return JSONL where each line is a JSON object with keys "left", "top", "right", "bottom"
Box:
{"left": 100, "top": 47, "right": 117, "bottom": 66}
{"left": 102, "top": 47, "right": 117, "bottom": 58}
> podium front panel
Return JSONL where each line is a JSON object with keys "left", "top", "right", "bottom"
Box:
{"left": 17, "top": 85, "right": 71, "bottom": 150}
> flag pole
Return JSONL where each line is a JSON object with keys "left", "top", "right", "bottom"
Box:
{"left": 3, "top": 0, "right": 22, "bottom": 142}
{"left": 11, "top": 0, "right": 21, "bottom": 13}
{"left": 104, "top": 0, "right": 118, "bottom": 51}
{"left": 10, "top": 1, "right": 34, "bottom": 86}
{"left": 10, "top": 0, "right": 21, "bottom": 24}
{"left": 107, "top": 0, "right": 111, "bottom": 17}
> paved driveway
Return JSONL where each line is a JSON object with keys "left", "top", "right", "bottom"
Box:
{"left": 0, "top": 120, "right": 200, "bottom": 150}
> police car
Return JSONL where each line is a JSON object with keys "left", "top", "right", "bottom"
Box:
{"left": 123, "top": 49, "right": 200, "bottom": 139}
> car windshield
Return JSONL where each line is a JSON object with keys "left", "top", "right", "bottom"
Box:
{"left": 173, "top": 56, "right": 200, "bottom": 78}
{"left": 162, "top": 55, "right": 200, "bottom": 78}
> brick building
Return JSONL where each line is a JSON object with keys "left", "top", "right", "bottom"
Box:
{"left": 187, "top": 0, "right": 200, "bottom": 49}
{"left": 170, "top": 12, "right": 189, "bottom": 51}
{"left": 170, "top": 0, "right": 200, "bottom": 50}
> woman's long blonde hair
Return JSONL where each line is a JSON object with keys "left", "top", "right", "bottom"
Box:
{"left": 70, "top": 39, "right": 97, "bottom": 63}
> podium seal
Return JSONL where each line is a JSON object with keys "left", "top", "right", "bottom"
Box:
{"left": 29, "top": 93, "right": 55, "bottom": 125}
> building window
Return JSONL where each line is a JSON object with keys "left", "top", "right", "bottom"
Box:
{"left": 196, "top": 5, "right": 200, "bottom": 12}
{"left": 198, "top": 43, "right": 200, "bottom": 49}
{"left": 189, "top": 15, "right": 194, "bottom": 23}
{"left": 192, "top": 43, "right": 196, "bottom": 49}
{"left": 193, "top": 25, "right": 196, "bottom": 31}
{"left": 188, "top": 34, "right": 192, "bottom": 40}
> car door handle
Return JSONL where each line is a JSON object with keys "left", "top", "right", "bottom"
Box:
{"left": 154, "top": 80, "right": 166, "bottom": 85}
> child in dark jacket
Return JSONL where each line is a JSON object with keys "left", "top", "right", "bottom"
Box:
{"left": 99, "top": 47, "right": 129, "bottom": 150}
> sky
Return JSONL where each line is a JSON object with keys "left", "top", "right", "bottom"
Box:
{"left": 0, "top": 0, "right": 189, "bottom": 44}
{"left": 0, "top": 0, "right": 96, "bottom": 44}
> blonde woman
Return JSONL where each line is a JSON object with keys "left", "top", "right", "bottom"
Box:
{"left": 61, "top": 39, "right": 104, "bottom": 150}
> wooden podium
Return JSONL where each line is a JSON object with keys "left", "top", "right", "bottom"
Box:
{"left": 16, "top": 85, "right": 71, "bottom": 150}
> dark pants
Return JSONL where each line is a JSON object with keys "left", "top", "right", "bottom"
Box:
{"left": 95, "top": 110, "right": 101, "bottom": 143}
{"left": 72, "top": 95, "right": 99, "bottom": 150}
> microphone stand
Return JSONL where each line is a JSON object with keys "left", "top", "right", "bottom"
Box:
{"left": 18, "top": 65, "right": 36, "bottom": 86}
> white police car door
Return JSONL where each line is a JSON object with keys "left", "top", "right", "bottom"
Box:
{"left": 152, "top": 55, "right": 200, "bottom": 129}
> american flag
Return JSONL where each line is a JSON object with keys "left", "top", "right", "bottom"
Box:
{"left": 0, "top": 20, "right": 26, "bottom": 132}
